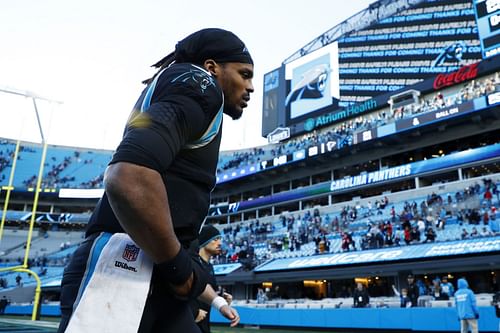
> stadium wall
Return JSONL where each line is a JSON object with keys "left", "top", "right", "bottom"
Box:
{"left": 3, "top": 304, "right": 499, "bottom": 331}
{"left": 211, "top": 306, "right": 498, "bottom": 332}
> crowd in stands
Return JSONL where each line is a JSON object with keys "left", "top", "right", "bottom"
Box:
{"left": 217, "top": 73, "right": 499, "bottom": 174}
{"left": 0, "top": 151, "right": 11, "bottom": 179}
{"left": 23, "top": 151, "right": 104, "bottom": 189}
{"left": 208, "top": 177, "right": 499, "bottom": 270}
{"left": 0, "top": 143, "right": 108, "bottom": 190}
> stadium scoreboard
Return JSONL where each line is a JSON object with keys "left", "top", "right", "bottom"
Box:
{"left": 262, "top": 0, "right": 499, "bottom": 140}
{"left": 474, "top": 0, "right": 500, "bottom": 58}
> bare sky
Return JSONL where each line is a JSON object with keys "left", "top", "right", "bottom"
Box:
{"left": 0, "top": 0, "right": 374, "bottom": 151}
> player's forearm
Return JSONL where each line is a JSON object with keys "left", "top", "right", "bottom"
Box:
{"left": 104, "top": 162, "right": 180, "bottom": 263}
{"left": 198, "top": 284, "right": 218, "bottom": 304}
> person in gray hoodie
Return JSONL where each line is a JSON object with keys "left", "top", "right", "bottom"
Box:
{"left": 455, "top": 278, "right": 479, "bottom": 333}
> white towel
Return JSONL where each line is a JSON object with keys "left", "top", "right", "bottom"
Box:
{"left": 66, "top": 233, "right": 153, "bottom": 333}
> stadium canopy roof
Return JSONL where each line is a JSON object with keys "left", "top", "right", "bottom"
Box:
{"left": 283, "top": 0, "right": 426, "bottom": 64}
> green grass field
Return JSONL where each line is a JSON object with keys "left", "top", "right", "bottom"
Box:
{"left": 0, "top": 318, "right": 343, "bottom": 333}
{"left": 212, "top": 326, "right": 331, "bottom": 333}
{"left": 0, "top": 319, "right": 452, "bottom": 333}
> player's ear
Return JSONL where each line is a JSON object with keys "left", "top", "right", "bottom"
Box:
{"left": 203, "top": 59, "right": 220, "bottom": 77}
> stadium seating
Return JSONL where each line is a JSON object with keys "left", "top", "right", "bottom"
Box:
{"left": 211, "top": 175, "right": 499, "bottom": 266}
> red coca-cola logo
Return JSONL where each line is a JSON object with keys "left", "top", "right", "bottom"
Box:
{"left": 433, "top": 63, "right": 479, "bottom": 90}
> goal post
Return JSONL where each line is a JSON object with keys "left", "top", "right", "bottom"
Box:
{"left": 0, "top": 87, "right": 61, "bottom": 321}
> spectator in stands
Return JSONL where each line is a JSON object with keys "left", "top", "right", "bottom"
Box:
{"left": 15, "top": 274, "right": 21, "bottom": 287}
{"left": 467, "top": 209, "right": 481, "bottom": 225}
{"left": 492, "top": 183, "right": 499, "bottom": 204}
{"left": 440, "top": 276, "right": 454, "bottom": 298}
{"left": 390, "top": 206, "right": 396, "bottom": 222}
{"left": 406, "top": 274, "right": 419, "bottom": 307}
{"left": 480, "top": 227, "right": 493, "bottom": 237}
{"left": 404, "top": 226, "right": 412, "bottom": 245}
{"left": 353, "top": 282, "right": 370, "bottom": 308}
{"left": 366, "top": 201, "right": 373, "bottom": 216}
{"left": 0, "top": 296, "right": 9, "bottom": 315}
{"left": 0, "top": 278, "right": 7, "bottom": 289}
{"left": 383, "top": 221, "right": 394, "bottom": 246}
{"left": 416, "top": 279, "right": 428, "bottom": 298}
{"left": 417, "top": 218, "right": 426, "bottom": 235}
{"left": 256, "top": 288, "right": 268, "bottom": 304}
{"left": 437, "top": 207, "right": 447, "bottom": 229}
{"left": 484, "top": 188, "right": 493, "bottom": 208}
{"left": 431, "top": 280, "right": 449, "bottom": 301}
{"left": 57, "top": 28, "right": 253, "bottom": 332}
{"left": 483, "top": 209, "right": 490, "bottom": 225}
{"left": 190, "top": 225, "right": 233, "bottom": 333}
{"left": 423, "top": 227, "right": 436, "bottom": 243}
{"left": 341, "top": 232, "right": 352, "bottom": 252}
{"left": 318, "top": 236, "right": 330, "bottom": 254}
{"left": 461, "top": 228, "right": 469, "bottom": 240}
{"left": 455, "top": 278, "right": 479, "bottom": 333}
{"left": 392, "top": 285, "right": 411, "bottom": 308}
{"left": 410, "top": 226, "right": 421, "bottom": 243}
{"left": 491, "top": 207, "right": 498, "bottom": 227}
{"left": 393, "top": 228, "right": 402, "bottom": 246}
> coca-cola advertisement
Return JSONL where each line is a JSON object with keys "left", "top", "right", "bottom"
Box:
{"left": 433, "top": 63, "right": 479, "bottom": 90}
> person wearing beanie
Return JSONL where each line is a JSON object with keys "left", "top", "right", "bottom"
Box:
{"left": 58, "top": 28, "right": 253, "bottom": 333}
{"left": 190, "top": 225, "right": 233, "bottom": 333}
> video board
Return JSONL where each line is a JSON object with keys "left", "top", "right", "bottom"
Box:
{"left": 473, "top": 0, "right": 500, "bottom": 58}
{"left": 262, "top": 0, "right": 488, "bottom": 138}
{"left": 284, "top": 42, "right": 340, "bottom": 124}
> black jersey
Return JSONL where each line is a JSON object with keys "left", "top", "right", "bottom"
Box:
{"left": 191, "top": 255, "right": 217, "bottom": 333}
{"left": 85, "top": 63, "right": 224, "bottom": 245}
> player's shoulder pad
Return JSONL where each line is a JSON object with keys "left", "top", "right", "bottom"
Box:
{"left": 154, "top": 63, "right": 223, "bottom": 115}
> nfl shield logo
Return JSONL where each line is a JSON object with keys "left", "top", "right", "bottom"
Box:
{"left": 122, "top": 244, "right": 140, "bottom": 262}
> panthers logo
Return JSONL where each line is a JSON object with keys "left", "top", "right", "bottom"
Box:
{"left": 432, "top": 41, "right": 466, "bottom": 68}
{"left": 285, "top": 64, "right": 330, "bottom": 107}
{"left": 171, "top": 67, "right": 216, "bottom": 93}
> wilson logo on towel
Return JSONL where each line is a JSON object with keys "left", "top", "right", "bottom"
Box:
{"left": 122, "top": 244, "right": 140, "bottom": 262}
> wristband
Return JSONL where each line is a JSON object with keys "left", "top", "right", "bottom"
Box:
{"left": 156, "top": 247, "right": 192, "bottom": 285}
{"left": 211, "top": 296, "right": 228, "bottom": 311}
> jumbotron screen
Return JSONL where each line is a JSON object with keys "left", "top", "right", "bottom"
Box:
{"left": 262, "top": 0, "right": 493, "bottom": 140}
{"left": 473, "top": 0, "right": 500, "bottom": 58}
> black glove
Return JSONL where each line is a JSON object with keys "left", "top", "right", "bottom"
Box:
{"left": 156, "top": 248, "right": 208, "bottom": 301}
{"left": 475, "top": 313, "right": 479, "bottom": 319}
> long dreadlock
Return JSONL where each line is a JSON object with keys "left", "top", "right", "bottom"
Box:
{"left": 141, "top": 51, "right": 176, "bottom": 85}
